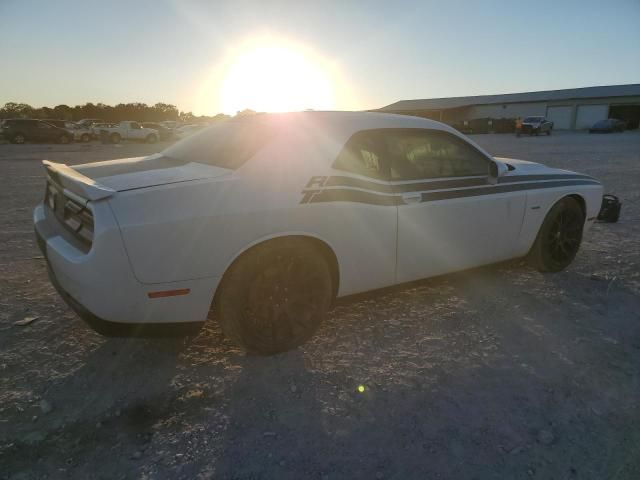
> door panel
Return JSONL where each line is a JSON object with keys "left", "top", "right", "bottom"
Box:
{"left": 381, "top": 128, "right": 526, "bottom": 283}
{"left": 396, "top": 186, "right": 526, "bottom": 283}
{"left": 35, "top": 122, "right": 54, "bottom": 141}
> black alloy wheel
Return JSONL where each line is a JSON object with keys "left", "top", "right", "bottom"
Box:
{"left": 546, "top": 207, "right": 583, "bottom": 265}
{"left": 528, "top": 197, "right": 585, "bottom": 272}
{"left": 216, "top": 240, "right": 332, "bottom": 355}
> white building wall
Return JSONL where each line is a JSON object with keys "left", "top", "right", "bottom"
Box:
{"left": 546, "top": 106, "right": 574, "bottom": 129}
{"left": 468, "top": 102, "right": 548, "bottom": 119}
{"left": 394, "top": 95, "right": 640, "bottom": 130}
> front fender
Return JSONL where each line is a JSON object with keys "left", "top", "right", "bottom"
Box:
{"left": 515, "top": 184, "right": 603, "bottom": 257}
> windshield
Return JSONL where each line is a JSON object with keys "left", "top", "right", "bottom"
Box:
{"left": 162, "top": 117, "right": 277, "bottom": 169}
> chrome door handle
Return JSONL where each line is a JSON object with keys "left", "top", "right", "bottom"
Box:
{"left": 401, "top": 192, "right": 422, "bottom": 204}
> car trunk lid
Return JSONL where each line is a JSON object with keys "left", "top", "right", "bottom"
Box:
{"left": 61, "top": 154, "right": 232, "bottom": 194}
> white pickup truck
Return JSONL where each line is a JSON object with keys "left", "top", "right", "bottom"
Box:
{"left": 100, "top": 121, "right": 160, "bottom": 144}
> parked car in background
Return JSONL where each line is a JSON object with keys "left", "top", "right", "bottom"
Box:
{"left": 77, "top": 118, "right": 105, "bottom": 128}
{"left": 1, "top": 119, "right": 73, "bottom": 144}
{"left": 65, "top": 122, "right": 93, "bottom": 142}
{"left": 175, "top": 124, "right": 206, "bottom": 138}
{"left": 160, "top": 121, "right": 180, "bottom": 130}
{"left": 521, "top": 116, "right": 553, "bottom": 135}
{"left": 34, "top": 112, "right": 603, "bottom": 354}
{"left": 589, "top": 118, "right": 626, "bottom": 133}
{"left": 41, "top": 119, "right": 68, "bottom": 129}
{"left": 101, "top": 121, "right": 159, "bottom": 143}
{"left": 142, "top": 122, "right": 173, "bottom": 141}
{"left": 91, "top": 123, "right": 117, "bottom": 139}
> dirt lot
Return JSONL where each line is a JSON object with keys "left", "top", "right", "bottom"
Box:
{"left": 1, "top": 132, "right": 639, "bottom": 479}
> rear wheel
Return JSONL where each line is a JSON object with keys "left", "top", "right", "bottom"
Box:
{"left": 215, "top": 240, "right": 333, "bottom": 355}
{"left": 110, "top": 132, "right": 121, "bottom": 144}
{"left": 145, "top": 133, "right": 157, "bottom": 144}
{"left": 12, "top": 133, "right": 25, "bottom": 144}
{"left": 528, "top": 197, "right": 585, "bottom": 272}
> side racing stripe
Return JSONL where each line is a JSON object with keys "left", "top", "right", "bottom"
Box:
{"left": 321, "top": 173, "right": 596, "bottom": 195}
{"left": 304, "top": 179, "right": 600, "bottom": 206}
{"left": 418, "top": 179, "right": 599, "bottom": 202}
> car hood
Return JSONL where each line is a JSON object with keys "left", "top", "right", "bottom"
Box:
{"left": 71, "top": 153, "right": 231, "bottom": 192}
{"left": 494, "top": 157, "right": 595, "bottom": 179}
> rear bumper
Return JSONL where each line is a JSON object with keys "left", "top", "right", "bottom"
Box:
{"left": 34, "top": 203, "right": 214, "bottom": 333}
{"left": 43, "top": 259, "right": 203, "bottom": 336}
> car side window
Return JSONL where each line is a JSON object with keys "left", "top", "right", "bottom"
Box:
{"left": 333, "top": 131, "right": 388, "bottom": 180}
{"left": 383, "top": 129, "right": 490, "bottom": 181}
{"left": 130, "top": 122, "right": 140, "bottom": 129}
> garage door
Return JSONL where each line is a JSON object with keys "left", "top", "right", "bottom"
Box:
{"left": 576, "top": 104, "right": 609, "bottom": 130}
{"left": 546, "top": 106, "right": 572, "bottom": 129}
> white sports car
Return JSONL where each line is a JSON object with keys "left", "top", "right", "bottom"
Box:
{"left": 34, "top": 112, "right": 603, "bottom": 354}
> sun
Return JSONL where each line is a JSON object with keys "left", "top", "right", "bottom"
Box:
{"left": 219, "top": 42, "right": 336, "bottom": 114}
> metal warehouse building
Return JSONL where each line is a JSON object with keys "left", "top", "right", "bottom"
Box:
{"left": 379, "top": 84, "right": 640, "bottom": 130}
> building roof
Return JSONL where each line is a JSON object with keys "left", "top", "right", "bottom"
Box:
{"left": 380, "top": 84, "right": 640, "bottom": 111}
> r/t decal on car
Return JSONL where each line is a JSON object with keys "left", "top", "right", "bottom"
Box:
{"left": 300, "top": 176, "right": 328, "bottom": 204}
{"left": 306, "top": 176, "right": 329, "bottom": 188}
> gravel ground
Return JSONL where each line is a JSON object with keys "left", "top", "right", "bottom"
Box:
{"left": 1, "top": 132, "right": 639, "bottom": 479}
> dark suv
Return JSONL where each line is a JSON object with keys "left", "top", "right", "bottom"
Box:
{"left": 0, "top": 119, "right": 73, "bottom": 144}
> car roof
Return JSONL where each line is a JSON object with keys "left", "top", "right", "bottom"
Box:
{"left": 226, "top": 110, "right": 455, "bottom": 133}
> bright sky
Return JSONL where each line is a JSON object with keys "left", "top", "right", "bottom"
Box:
{"left": 1, "top": 0, "right": 638, "bottom": 115}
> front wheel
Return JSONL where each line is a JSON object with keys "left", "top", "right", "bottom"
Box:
{"left": 12, "top": 133, "right": 26, "bottom": 144}
{"left": 215, "top": 240, "right": 333, "bottom": 355}
{"left": 528, "top": 197, "right": 585, "bottom": 272}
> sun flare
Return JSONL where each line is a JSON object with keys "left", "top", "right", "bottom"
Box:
{"left": 218, "top": 42, "right": 336, "bottom": 114}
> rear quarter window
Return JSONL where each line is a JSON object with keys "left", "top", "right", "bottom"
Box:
{"left": 161, "top": 118, "right": 277, "bottom": 169}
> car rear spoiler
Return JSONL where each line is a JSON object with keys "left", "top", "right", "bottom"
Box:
{"left": 43, "top": 160, "right": 115, "bottom": 202}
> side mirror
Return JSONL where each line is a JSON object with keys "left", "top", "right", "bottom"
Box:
{"left": 489, "top": 160, "right": 509, "bottom": 184}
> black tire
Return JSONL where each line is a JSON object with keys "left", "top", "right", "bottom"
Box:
{"left": 110, "top": 132, "right": 121, "bottom": 144}
{"left": 528, "top": 197, "right": 585, "bottom": 272}
{"left": 12, "top": 133, "right": 26, "bottom": 144}
{"left": 81, "top": 133, "right": 90, "bottom": 142}
{"left": 215, "top": 239, "right": 333, "bottom": 355}
{"left": 58, "top": 134, "right": 70, "bottom": 144}
{"left": 146, "top": 133, "right": 157, "bottom": 144}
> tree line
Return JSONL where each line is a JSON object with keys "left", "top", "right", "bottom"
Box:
{"left": 0, "top": 102, "right": 232, "bottom": 123}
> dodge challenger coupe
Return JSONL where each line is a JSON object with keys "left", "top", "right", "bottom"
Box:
{"left": 34, "top": 112, "right": 603, "bottom": 354}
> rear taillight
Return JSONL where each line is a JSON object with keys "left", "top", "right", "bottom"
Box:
{"left": 45, "top": 180, "right": 93, "bottom": 247}
{"left": 63, "top": 198, "right": 94, "bottom": 245}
